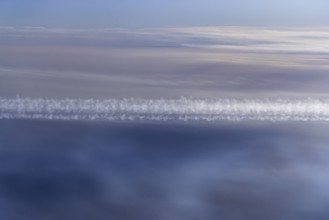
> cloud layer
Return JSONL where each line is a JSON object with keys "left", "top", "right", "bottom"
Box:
{"left": 1, "top": 120, "right": 329, "bottom": 219}
{"left": 2, "top": 97, "right": 329, "bottom": 121}
{"left": 0, "top": 27, "right": 329, "bottom": 99}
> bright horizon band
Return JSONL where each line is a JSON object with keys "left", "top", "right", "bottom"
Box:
{"left": 1, "top": 97, "right": 329, "bottom": 121}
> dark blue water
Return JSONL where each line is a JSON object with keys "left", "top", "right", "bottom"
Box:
{"left": 0, "top": 120, "right": 329, "bottom": 220}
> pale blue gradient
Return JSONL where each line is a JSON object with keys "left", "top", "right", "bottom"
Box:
{"left": 0, "top": 0, "right": 328, "bottom": 27}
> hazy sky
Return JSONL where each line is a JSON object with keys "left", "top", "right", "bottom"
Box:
{"left": 1, "top": 0, "right": 329, "bottom": 28}
{"left": 1, "top": 1, "right": 329, "bottom": 99}
{"left": 1, "top": 26, "right": 328, "bottom": 99}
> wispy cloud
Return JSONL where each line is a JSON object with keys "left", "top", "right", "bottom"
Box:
{"left": 0, "top": 27, "right": 328, "bottom": 99}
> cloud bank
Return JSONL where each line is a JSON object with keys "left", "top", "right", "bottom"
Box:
{"left": 2, "top": 97, "right": 329, "bottom": 121}
{"left": 1, "top": 27, "right": 329, "bottom": 99}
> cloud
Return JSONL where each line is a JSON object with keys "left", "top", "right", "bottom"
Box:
{"left": 0, "top": 27, "right": 328, "bottom": 99}
{"left": 1, "top": 120, "right": 329, "bottom": 219}
{"left": 1, "top": 97, "right": 329, "bottom": 121}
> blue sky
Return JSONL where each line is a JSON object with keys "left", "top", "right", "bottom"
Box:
{"left": 0, "top": 0, "right": 329, "bottom": 28}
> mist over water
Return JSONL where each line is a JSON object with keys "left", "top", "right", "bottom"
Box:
{"left": 1, "top": 120, "right": 329, "bottom": 219}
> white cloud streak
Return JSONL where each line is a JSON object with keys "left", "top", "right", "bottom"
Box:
{"left": 1, "top": 97, "right": 329, "bottom": 121}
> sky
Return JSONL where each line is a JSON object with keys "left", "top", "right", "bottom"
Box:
{"left": 1, "top": 26, "right": 329, "bottom": 99}
{"left": 2, "top": 2, "right": 329, "bottom": 220}
{"left": 0, "top": 1, "right": 328, "bottom": 99}
{"left": 0, "top": 0, "right": 329, "bottom": 28}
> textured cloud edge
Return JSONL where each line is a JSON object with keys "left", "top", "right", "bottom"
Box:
{"left": 1, "top": 97, "right": 329, "bottom": 121}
